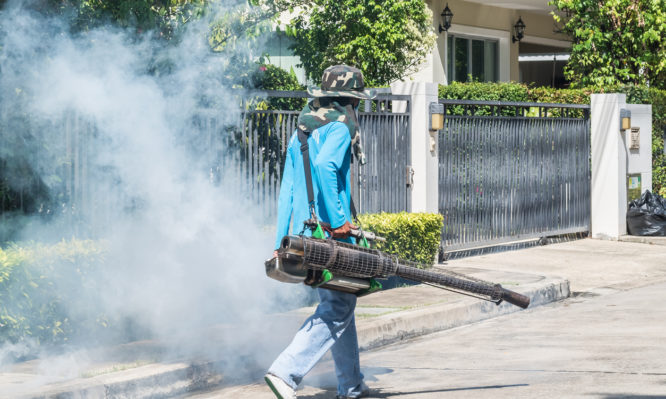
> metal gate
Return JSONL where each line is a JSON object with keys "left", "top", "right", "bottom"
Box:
{"left": 438, "top": 99, "right": 591, "bottom": 251}
{"left": 354, "top": 94, "right": 412, "bottom": 213}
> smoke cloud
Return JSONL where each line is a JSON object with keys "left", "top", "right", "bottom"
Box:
{"left": 0, "top": 0, "right": 307, "bottom": 384}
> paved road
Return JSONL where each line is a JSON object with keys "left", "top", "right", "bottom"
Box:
{"left": 195, "top": 281, "right": 666, "bottom": 398}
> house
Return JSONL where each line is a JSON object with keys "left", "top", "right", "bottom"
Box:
{"left": 266, "top": 0, "right": 572, "bottom": 88}
{"left": 420, "top": 0, "right": 571, "bottom": 88}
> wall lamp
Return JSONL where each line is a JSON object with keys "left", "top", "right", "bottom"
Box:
{"left": 430, "top": 102, "right": 444, "bottom": 131}
{"left": 512, "top": 17, "right": 526, "bottom": 43}
{"left": 429, "top": 102, "right": 444, "bottom": 152}
{"left": 620, "top": 108, "right": 632, "bottom": 131}
{"left": 439, "top": 3, "right": 453, "bottom": 33}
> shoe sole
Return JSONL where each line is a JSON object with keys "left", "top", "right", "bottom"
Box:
{"left": 265, "top": 375, "right": 285, "bottom": 399}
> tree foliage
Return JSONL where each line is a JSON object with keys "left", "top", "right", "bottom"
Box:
{"left": 551, "top": 0, "right": 666, "bottom": 89}
{"left": 20, "top": 0, "right": 208, "bottom": 38}
{"left": 269, "top": 0, "right": 436, "bottom": 86}
{"left": 15, "top": 0, "right": 272, "bottom": 47}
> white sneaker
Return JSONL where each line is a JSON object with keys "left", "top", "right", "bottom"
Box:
{"left": 265, "top": 373, "right": 296, "bottom": 399}
{"left": 336, "top": 380, "right": 370, "bottom": 399}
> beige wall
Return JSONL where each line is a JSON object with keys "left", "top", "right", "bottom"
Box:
{"left": 418, "top": 0, "right": 570, "bottom": 84}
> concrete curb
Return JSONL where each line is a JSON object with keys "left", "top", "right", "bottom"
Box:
{"left": 13, "top": 278, "right": 569, "bottom": 399}
{"left": 18, "top": 362, "right": 223, "bottom": 399}
{"left": 356, "top": 277, "right": 570, "bottom": 350}
{"left": 618, "top": 235, "right": 666, "bottom": 246}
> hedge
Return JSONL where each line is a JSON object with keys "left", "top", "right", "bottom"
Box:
{"left": 0, "top": 239, "right": 107, "bottom": 357}
{"left": 439, "top": 82, "right": 666, "bottom": 197}
{"left": 357, "top": 212, "right": 443, "bottom": 266}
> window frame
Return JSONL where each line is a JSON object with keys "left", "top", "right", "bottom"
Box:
{"left": 444, "top": 24, "right": 511, "bottom": 83}
{"left": 447, "top": 33, "right": 500, "bottom": 83}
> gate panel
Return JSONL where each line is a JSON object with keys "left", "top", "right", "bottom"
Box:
{"left": 438, "top": 100, "right": 590, "bottom": 251}
{"left": 354, "top": 95, "right": 411, "bottom": 213}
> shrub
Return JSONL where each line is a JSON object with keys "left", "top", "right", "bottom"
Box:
{"left": 357, "top": 212, "right": 443, "bottom": 266}
{"left": 250, "top": 64, "right": 306, "bottom": 111}
{"left": 438, "top": 81, "right": 529, "bottom": 117}
{"left": 526, "top": 86, "right": 591, "bottom": 105}
{"left": 0, "top": 240, "right": 107, "bottom": 354}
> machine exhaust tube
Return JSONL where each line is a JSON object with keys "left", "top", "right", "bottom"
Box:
{"left": 499, "top": 288, "right": 531, "bottom": 309}
{"left": 281, "top": 235, "right": 304, "bottom": 254}
{"left": 394, "top": 266, "right": 530, "bottom": 309}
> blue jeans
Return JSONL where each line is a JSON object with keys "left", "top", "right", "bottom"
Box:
{"left": 268, "top": 288, "right": 365, "bottom": 397}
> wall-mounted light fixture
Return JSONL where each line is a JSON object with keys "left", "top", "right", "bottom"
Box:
{"left": 429, "top": 102, "right": 444, "bottom": 131}
{"left": 620, "top": 108, "right": 632, "bottom": 131}
{"left": 512, "top": 17, "right": 526, "bottom": 43}
{"left": 439, "top": 3, "right": 453, "bottom": 33}
{"left": 429, "top": 102, "right": 444, "bottom": 152}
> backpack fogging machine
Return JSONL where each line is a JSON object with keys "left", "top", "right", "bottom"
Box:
{"left": 266, "top": 127, "right": 529, "bottom": 309}
{"left": 266, "top": 220, "right": 530, "bottom": 309}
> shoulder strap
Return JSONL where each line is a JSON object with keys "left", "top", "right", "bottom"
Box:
{"left": 350, "top": 194, "right": 358, "bottom": 221}
{"left": 297, "top": 128, "right": 317, "bottom": 220}
{"left": 297, "top": 127, "right": 359, "bottom": 224}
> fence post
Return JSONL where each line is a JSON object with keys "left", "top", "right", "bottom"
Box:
{"left": 590, "top": 94, "right": 652, "bottom": 239}
{"left": 390, "top": 82, "right": 439, "bottom": 213}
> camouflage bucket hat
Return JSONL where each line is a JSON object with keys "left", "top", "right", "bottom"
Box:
{"left": 307, "top": 65, "right": 377, "bottom": 100}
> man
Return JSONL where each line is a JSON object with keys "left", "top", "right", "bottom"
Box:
{"left": 265, "top": 65, "right": 375, "bottom": 399}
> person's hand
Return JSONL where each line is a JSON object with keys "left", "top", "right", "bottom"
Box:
{"left": 273, "top": 250, "right": 279, "bottom": 259}
{"left": 331, "top": 221, "right": 357, "bottom": 239}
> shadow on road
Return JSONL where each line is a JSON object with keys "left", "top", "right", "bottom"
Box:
{"left": 298, "top": 383, "right": 529, "bottom": 398}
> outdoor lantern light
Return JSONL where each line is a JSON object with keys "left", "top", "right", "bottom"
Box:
{"left": 439, "top": 3, "right": 453, "bottom": 33}
{"left": 429, "top": 102, "right": 444, "bottom": 152}
{"left": 620, "top": 108, "right": 632, "bottom": 131}
{"left": 512, "top": 17, "right": 526, "bottom": 43}
{"left": 430, "top": 102, "right": 444, "bottom": 131}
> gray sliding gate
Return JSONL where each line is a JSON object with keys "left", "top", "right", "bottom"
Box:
{"left": 438, "top": 99, "right": 591, "bottom": 251}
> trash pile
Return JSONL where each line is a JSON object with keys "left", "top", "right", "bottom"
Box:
{"left": 627, "top": 191, "right": 666, "bottom": 236}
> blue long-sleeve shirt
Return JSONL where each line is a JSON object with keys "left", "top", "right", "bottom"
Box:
{"left": 274, "top": 121, "right": 353, "bottom": 250}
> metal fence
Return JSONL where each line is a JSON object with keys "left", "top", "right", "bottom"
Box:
{"left": 0, "top": 110, "right": 110, "bottom": 238}
{"left": 221, "top": 90, "right": 412, "bottom": 220}
{"left": 1, "top": 90, "right": 412, "bottom": 238}
{"left": 438, "top": 99, "right": 591, "bottom": 252}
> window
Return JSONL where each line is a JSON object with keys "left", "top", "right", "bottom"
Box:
{"left": 447, "top": 35, "right": 498, "bottom": 83}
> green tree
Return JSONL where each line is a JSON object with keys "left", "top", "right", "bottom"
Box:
{"left": 18, "top": 0, "right": 208, "bottom": 38}
{"left": 269, "top": 0, "right": 436, "bottom": 86}
{"left": 551, "top": 0, "right": 666, "bottom": 89}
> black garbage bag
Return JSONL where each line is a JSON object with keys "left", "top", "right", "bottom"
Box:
{"left": 627, "top": 190, "right": 666, "bottom": 236}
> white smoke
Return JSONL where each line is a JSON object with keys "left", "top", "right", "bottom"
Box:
{"left": 0, "top": 0, "right": 308, "bottom": 378}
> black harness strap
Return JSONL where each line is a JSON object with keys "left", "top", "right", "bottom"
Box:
{"left": 297, "top": 128, "right": 317, "bottom": 220}
{"left": 297, "top": 127, "right": 359, "bottom": 225}
{"left": 350, "top": 195, "right": 359, "bottom": 221}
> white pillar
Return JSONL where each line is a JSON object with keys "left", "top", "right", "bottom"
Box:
{"left": 390, "top": 82, "right": 439, "bottom": 213}
{"left": 591, "top": 94, "right": 653, "bottom": 239}
{"left": 626, "top": 104, "right": 653, "bottom": 194}
{"left": 591, "top": 93, "right": 627, "bottom": 239}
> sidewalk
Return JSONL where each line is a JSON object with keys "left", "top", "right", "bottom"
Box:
{"left": 3, "top": 237, "right": 666, "bottom": 398}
